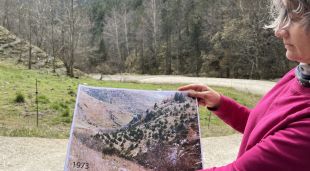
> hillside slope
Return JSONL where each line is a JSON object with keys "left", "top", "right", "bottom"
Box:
{"left": 0, "top": 26, "right": 54, "bottom": 69}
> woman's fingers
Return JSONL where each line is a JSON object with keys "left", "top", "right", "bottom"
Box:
{"left": 178, "top": 84, "right": 194, "bottom": 91}
{"left": 189, "top": 91, "right": 209, "bottom": 107}
{"left": 189, "top": 91, "right": 220, "bottom": 108}
{"left": 198, "top": 98, "right": 207, "bottom": 106}
{"left": 178, "top": 84, "right": 209, "bottom": 91}
{"left": 178, "top": 84, "right": 220, "bottom": 108}
{"left": 188, "top": 91, "right": 208, "bottom": 99}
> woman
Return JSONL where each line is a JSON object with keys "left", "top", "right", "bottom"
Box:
{"left": 179, "top": 0, "right": 310, "bottom": 171}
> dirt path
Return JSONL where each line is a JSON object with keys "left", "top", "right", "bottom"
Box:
{"left": 0, "top": 136, "right": 67, "bottom": 171}
{"left": 90, "top": 74, "right": 275, "bottom": 95}
{"left": 0, "top": 135, "right": 241, "bottom": 171}
{"left": 201, "top": 134, "right": 242, "bottom": 168}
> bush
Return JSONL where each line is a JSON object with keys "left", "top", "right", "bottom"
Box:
{"left": 50, "top": 102, "right": 60, "bottom": 110}
{"left": 62, "top": 107, "right": 70, "bottom": 117}
{"left": 102, "top": 147, "right": 117, "bottom": 155}
{"left": 61, "top": 117, "right": 72, "bottom": 123}
{"left": 14, "top": 92, "right": 25, "bottom": 103}
{"left": 51, "top": 102, "right": 67, "bottom": 111}
{"left": 38, "top": 95, "right": 50, "bottom": 104}
{"left": 67, "top": 89, "right": 76, "bottom": 97}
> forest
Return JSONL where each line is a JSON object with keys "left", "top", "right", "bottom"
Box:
{"left": 0, "top": 0, "right": 296, "bottom": 79}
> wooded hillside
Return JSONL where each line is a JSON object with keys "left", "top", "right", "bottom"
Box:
{"left": 0, "top": 0, "right": 296, "bottom": 79}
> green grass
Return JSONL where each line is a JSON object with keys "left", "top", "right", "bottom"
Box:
{"left": 0, "top": 61, "right": 261, "bottom": 139}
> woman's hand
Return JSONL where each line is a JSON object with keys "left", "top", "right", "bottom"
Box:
{"left": 178, "top": 84, "right": 221, "bottom": 108}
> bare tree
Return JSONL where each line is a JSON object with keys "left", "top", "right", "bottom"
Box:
{"left": 32, "top": 0, "right": 49, "bottom": 50}
{"left": 113, "top": 8, "right": 122, "bottom": 63}
{"left": 55, "top": 0, "right": 91, "bottom": 77}
{"left": 1, "top": 0, "right": 11, "bottom": 29}
{"left": 49, "top": 0, "right": 56, "bottom": 72}
{"left": 27, "top": 0, "right": 33, "bottom": 69}
{"left": 140, "top": 0, "right": 161, "bottom": 73}
{"left": 150, "top": 0, "right": 158, "bottom": 66}
{"left": 16, "top": 0, "right": 26, "bottom": 36}
{"left": 68, "top": 0, "right": 75, "bottom": 77}
{"left": 0, "top": 0, "right": 3, "bottom": 25}
{"left": 101, "top": 6, "right": 124, "bottom": 71}
{"left": 56, "top": 0, "right": 77, "bottom": 77}
{"left": 122, "top": 4, "right": 130, "bottom": 57}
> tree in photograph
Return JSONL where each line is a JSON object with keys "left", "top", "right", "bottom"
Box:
{"left": 174, "top": 92, "right": 186, "bottom": 103}
{"left": 129, "top": 143, "right": 135, "bottom": 150}
{"left": 146, "top": 139, "right": 151, "bottom": 147}
{"left": 145, "top": 143, "right": 178, "bottom": 170}
{"left": 152, "top": 132, "right": 158, "bottom": 139}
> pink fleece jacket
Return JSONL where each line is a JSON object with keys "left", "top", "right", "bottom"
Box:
{"left": 201, "top": 68, "right": 310, "bottom": 171}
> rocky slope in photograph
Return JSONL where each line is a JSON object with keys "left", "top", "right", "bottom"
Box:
{"left": 74, "top": 87, "right": 172, "bottom": 132}
{"left": 77, "top": 92, "right": 202, "bottom": 170}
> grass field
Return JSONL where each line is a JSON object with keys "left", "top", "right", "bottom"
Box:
{"left": 0, "top": 60, "right": 261, "bottom": 139}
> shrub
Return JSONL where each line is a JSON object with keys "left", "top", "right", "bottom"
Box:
{"left": 62, "top": 107, "right": 70, "bottom": 117}
{"left": 68, "top": 89, "right": 76, "bottom": 97}
{"left": 38, "top": 95, "right": 50, "bottom": 104}
{"left": 50, "top": 103, "right": 60, "bottom": 110}
{"left": 51, "top": 102, "right": 68, "bottom": 111}
{"left": 103, "top": 147, "right": 116, "bottom": 155}
{"left": 15, "top": 92, "right": 25, "bottom": 103}
{"left": 61, "top": 117, "right": 72, "bottom": 123}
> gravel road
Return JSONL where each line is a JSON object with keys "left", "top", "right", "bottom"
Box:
{"left": 91, "top": 74, "right": 276, "bottom": 95}
{"left": 0, "top": 134, "right": 242, "bottom": 171}
{"left": 0, "top": 136, "right": 67, "bottom": 171}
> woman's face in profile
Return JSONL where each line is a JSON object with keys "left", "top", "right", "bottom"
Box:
{"left": 274, "top": 0, "right": 310, "bottom": 64}
{"left": 275, "top": 20, "right": 310, "bottom": 64}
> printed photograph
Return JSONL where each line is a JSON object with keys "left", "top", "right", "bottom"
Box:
{"left": 65, "top": 85, "right": 203, "bottom": 171}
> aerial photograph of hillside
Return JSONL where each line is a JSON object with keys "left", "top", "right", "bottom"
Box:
{"left": 65, "top": 85, "right": 203, "bottom": 171}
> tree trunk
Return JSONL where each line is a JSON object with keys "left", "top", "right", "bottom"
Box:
{"left": 124, "top": 8, "right": 129, "bottom": 57}
{"left": 113, "top": 8, "right": 121, "bottom": 63}
{"left": 141, "top": 18, "right": 146, "bottom": 74}
{"left": 68, "top": 0, "right": 75, "bottom": 77}
{"left": 50, "top": 0, "right": 56, "bottom": 73}
{"left": 165, "top": 34, "right": 172, "bottom": 75}
{"left": 151, "top": 0, "right": 158, "bottom": 68}
{"left": 3, "top": 0, "right": 10, "bottom": 30}
{"left": 28, "top": 2, "right": 32, "bottom": 70}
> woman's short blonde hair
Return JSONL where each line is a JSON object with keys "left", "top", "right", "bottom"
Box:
{"left": 267, "top": 0, "right": 310, "bottom": 31}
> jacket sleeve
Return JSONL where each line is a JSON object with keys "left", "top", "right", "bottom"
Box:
{"left": 199, "top": 117, "right": 310, "bottom": 171}
{"left": 211, "top": 95, "right": 251, "bottom": 133}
